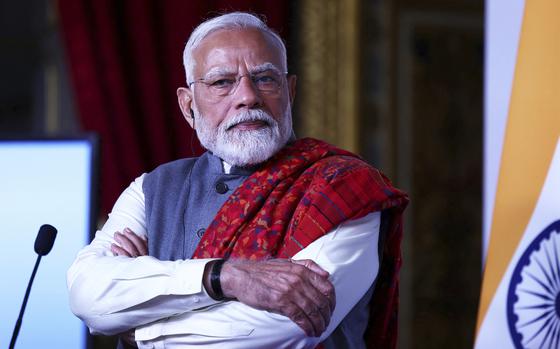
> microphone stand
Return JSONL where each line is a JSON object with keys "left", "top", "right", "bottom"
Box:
{"left": 9, "top": 254, "right": 42, "bottom": 349}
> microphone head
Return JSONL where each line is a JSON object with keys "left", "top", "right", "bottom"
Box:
{"left": 34, "top": 224, "right": 57, "bottom": 256}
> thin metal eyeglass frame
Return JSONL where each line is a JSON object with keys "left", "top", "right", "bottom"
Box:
{"left": 188, "top": 71, "right": 289, "bottom": 97}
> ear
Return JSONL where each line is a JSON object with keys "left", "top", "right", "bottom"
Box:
{"left": 177, "top": 87, "right": 195, "bottom": 129}
{"left": 287, "top": 74, "right": 297, "bottom": 105}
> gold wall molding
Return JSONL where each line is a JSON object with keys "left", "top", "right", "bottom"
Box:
{"left": 297, "top": 0, "right": 359, "bottom": 152}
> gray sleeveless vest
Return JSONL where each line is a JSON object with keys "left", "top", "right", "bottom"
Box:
{"left": 142, "top": 151, "right": 373, "bottom": 349}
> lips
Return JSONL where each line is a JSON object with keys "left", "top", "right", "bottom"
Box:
{"left": 227, "top": 119, "right": 270, "bottom": 131}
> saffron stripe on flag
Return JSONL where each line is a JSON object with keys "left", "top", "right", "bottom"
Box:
{"left": 477, "top": 0, "right": 560, "bottom": 334}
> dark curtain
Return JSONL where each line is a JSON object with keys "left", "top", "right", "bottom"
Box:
{"left": 57, "top": 0, "right": 290, "bottom": 214}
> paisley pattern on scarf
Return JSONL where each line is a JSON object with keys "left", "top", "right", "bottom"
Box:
{"left": 192, "top": 137, "right": 408, "bottom": 348}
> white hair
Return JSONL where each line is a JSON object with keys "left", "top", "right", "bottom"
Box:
{"left": 182, "top": 12, "right": 288, "bottom": 83}
{"left": 194, "top": 105, "right": 293, "bottom": 167}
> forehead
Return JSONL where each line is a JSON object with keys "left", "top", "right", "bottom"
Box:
{"left": 192, "top": 28, "right": 284, "bottom": 76}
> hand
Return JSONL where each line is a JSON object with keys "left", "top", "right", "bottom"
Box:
{"left": 111, "top": 228, "right": 148, "bottom": 257}
{"left": 218, "top": 259, "right": 336, "bottom": 337}
{"left": 112, "top": 230, "right": 144, "bottom": 348}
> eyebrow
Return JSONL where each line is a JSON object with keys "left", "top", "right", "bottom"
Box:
{"left": 201, "top": 62, "right": 284, "bottom": 80}
{"left": 249, "top": 63, "right": 284, "bottom": 75}
{"left": 202, "top": 67, "right": 237, "bottom": 81}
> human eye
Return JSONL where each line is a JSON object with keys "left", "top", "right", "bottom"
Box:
{"left": 253, "top": 72, "right": 281, "bottom": 87}
{"left": 208, "top": 77, "right": 235, "bottom": 89}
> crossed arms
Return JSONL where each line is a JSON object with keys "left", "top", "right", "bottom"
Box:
{"left": 67, "top": 175, "right": 380, "bottom": 348}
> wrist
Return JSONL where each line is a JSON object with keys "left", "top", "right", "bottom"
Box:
{"left": 210, "top": 259, "right": 226, "bottom": 300}
{"left": 219, "top": 260, "right": 237, "bottom": 300}
{"left": 203, "top": 259, "right": 235, "bottom": 301}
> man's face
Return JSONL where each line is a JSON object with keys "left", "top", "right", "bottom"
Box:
{"left": 177, "top": 28, "right": 297, "bottom": 167}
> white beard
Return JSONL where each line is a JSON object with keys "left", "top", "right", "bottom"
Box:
{"left": 194, "top": 105, "right": 293, "bottom": 167}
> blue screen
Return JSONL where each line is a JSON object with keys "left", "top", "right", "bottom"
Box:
{"left": 0, "top": 140, "right": 95, "bottom": 348}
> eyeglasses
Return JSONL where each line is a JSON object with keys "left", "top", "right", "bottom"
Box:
{"left": 188, "top": 69, "right": 288, "bottom": 98}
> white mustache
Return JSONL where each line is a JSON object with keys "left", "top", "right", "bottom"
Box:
{"left": 223, "top": 110, "right": 275, "bottom": 131}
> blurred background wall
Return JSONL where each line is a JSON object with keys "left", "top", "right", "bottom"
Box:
{"left": 0, "top": 0, "right": 483, "bottom": 348}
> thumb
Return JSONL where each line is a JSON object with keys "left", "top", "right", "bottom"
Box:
{"left": 291, "top": 259, "right": 329, "bottom": 277}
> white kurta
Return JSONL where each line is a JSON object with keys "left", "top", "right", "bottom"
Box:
{"left": 68, "top": 172, "right": 380, "bottom": 349}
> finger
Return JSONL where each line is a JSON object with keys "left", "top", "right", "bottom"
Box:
{"left": 111, "top": 243, "right": 132, "bottom": 257}
{"left": 309, "top": 276, "right": 336, "bottom": 313}
{"left": 303, "top": 269, "right": 336, "bottom": 312}
{"left": 293, "top": 294, "right": 326, "bottom": 336}
{"left": 302, "top": 289, "right": 332, "bottom": 334}
{"left": 299, "top": 268, "right": 336, "bottom": 321}
{"left": 276, "top": 262, "right": 336, "bottom": 314}
{"left": 123, "top": 228, "right": 148, "bottom": 255}
{"left": 327, "top": 287, "right": 337, "bottom": 312}
{"left": 114, "top": 232, "right": 138, "bottom": 255}
{"left": 114, "top": 232, "right": 140, "bottom": 257}
{"left": 287, "top": 263, "right": 335, "bottom": 312}
{"left": 291, "top": 259, "right": 329, "bottom": 277}
{"left": 318, "top": 301, "right": 333, "bottom": 326}
{"left": 281, "top": 300, "right": 316, "bottom": 337}
{"left": 288, "top": 280, "right": 331, "bottom": 336}
{"left": 274, "top": 267, "right": 332, "bottom": 336}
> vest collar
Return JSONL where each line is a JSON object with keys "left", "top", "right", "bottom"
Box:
{"left": 203, "top": 151, "right": 260, "bottom": 176}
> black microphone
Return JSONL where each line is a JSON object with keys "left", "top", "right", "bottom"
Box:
{"left": 34, "top": 224, "right": 57, "bottom": 256}
{"left": 9, "top": 224, "right": 57, "bottom": 349}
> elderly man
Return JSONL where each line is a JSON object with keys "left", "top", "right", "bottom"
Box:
{"left": 68, "top": 12, "right": 408, "bottom": 349}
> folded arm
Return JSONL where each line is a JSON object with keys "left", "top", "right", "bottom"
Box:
{"left": 67, "top": 176, "right": 221, "bottom": 335}
{"left": 67, "top": 175, "right": 342, "bottom": 339}
{"left": 133, "top": 211, "right": 381, "bottom": 349}
{"left": 68, "top": 174, "right": 380, "bottom": 347}
{"left": 111, "top": 231, "right": 335, "bottom": 338}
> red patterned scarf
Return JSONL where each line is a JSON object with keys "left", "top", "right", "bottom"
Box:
{"left": 192, "top": 138, "right": 408, "bottom": 348}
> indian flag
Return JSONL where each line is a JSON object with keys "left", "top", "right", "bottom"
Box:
{"left": 476, "top": 0, "right": 560, "bottom": 347}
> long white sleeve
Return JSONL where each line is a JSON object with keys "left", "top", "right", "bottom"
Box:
{"left": 67, "top": 175, "right": 219, "bottom": 335}
{"left": 134, "top": 211, "right": 381, "bottom": 349}
{"left": 68, "top": 174, "right": 381, "bottom": 348}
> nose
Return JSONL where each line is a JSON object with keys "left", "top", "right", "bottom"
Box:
{"left": 233, "top": 75, "right": 263, "bottom": 109}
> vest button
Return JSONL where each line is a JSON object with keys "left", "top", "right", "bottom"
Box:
{"left": 215, "top": 181, "right": 229, "bottom": 194}
{"left": 196, "top": 228, "right": 205, "bottom": 238}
